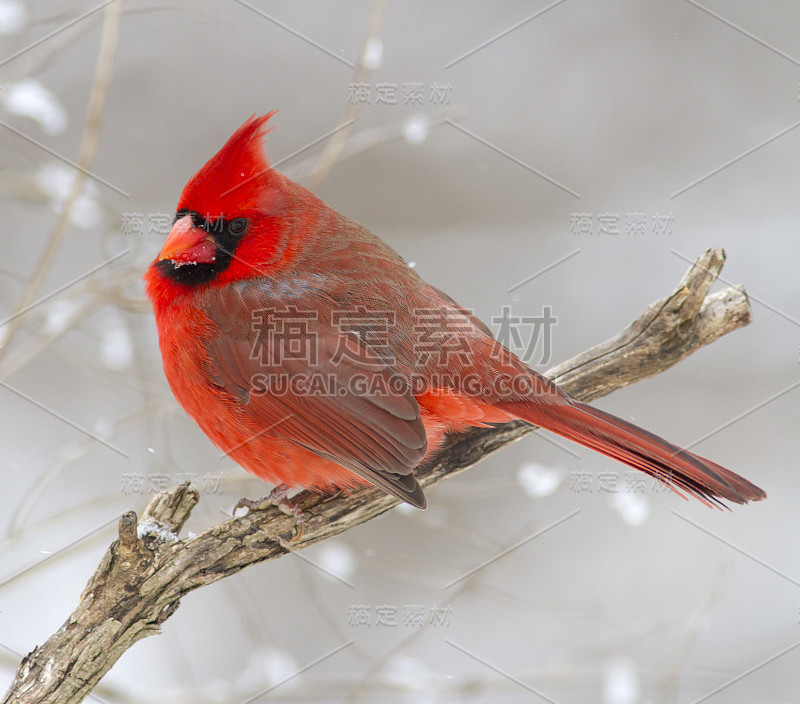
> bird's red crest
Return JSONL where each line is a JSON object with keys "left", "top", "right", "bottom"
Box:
{"left": 177, "top": 112, "right": 280, "bottom": 218}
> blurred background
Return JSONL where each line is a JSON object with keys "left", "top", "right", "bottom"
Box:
{"left": 1, "top": 1, "right": 798, "bottom": 702}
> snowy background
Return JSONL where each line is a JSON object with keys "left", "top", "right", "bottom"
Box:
{"left": 1, "top": 1, "right": 798, "bottom": 702}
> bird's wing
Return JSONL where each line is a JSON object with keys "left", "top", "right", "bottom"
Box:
{"left": 427, "top": 284, "right": 494, "bottom": 339}
{"left": 202, "top": 280, "right": 429, "bottom": 508}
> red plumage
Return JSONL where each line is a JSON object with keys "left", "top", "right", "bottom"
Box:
{"left": 144, "top": 114, "right": 766, "bottom": 510}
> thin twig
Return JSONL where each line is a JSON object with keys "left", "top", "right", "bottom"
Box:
{"left": 0, "top": 1, "right": 122, "bottom": 356}
{"left": 303, "top": 0, "right": 388, "bottom": 191}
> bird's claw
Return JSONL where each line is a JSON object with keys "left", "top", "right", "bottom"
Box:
{"left": 234, "top": 484, "right": 305, "bottom": 541}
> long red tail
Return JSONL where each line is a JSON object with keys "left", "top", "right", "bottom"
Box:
{"left": 511, "top": 398, "right": 766, "bottom": 508}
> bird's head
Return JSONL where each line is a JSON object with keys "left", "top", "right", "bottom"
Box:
{"left": 152, "top": 112, "right": 290, "bottom": 288}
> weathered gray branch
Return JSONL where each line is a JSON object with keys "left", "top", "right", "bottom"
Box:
{"left": 2, "top": 248, "right": 751, "bottom": 704}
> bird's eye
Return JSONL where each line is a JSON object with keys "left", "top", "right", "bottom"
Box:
{"left": 228, "top": 217, "right": 249, "bottom": 236}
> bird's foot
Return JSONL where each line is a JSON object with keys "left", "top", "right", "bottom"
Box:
{"left": 234, "top": 484, "right": 305, "bottom": 541}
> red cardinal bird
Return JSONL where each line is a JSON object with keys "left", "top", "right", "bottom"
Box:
{"left": 145, "top": 114, "right": 765, "bottom": 512}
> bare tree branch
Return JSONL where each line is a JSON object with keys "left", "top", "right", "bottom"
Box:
{"left": 303, "top": 0, "right": 388, "bottom": 191}
{"left": 0, "top": 1, "right": 122, "bottom": 358}
{"left": 1, "top": 247, "right": 752, "bottom": 704}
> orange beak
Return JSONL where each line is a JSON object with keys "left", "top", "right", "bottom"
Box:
{"left": 158, "top": 214, "right": 217, "bottom": 265}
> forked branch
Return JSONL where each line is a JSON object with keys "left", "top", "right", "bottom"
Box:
{"left": 2, "top": 247, "right": 751, "bottom": 704}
